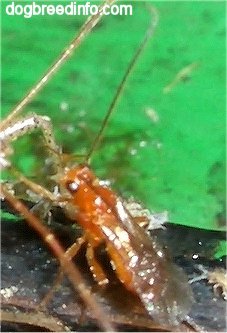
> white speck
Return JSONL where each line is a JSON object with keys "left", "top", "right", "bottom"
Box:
{"left": 99, "top": 179, "right": 111, "bottom": 187}
{"left": 62, "top": 303, "right": 67, "bottom": 309}
{"left": 149, "top": 277, "right": 155, "bottom": 285}
{"left": 144, "top": 291, "right": 155, "bottom": 301}
{"left": 145, "top": 108, "right": 159, "bottom": 123}
{"left": 157, "top": 250, "right": 164, "bottom": 258}
{"left": 53, "top": 185, "right": 59, "bottom": 196}
{"left": 129, "top": 148, "right": 137, "bottom": 156}
{"left": 156, "top": 141, "right": 162, "bottom": 149}
{"left": 192, "top": 254, "right": 199, "bottom": 260}
{"left": 1, "top": 286, "right": 18, "bottom": 299}
{"left": 152, "top": 140, "right": 163, "bottom": 149}
{"left": 60, "top": 101, "right": 69, "bottom": 112}
{"left": 129, "top": 255, "right": 138, "bottom": 267}
{"left": 102, "top": 226, "right": 122, "bottom": 250}
{"left": 69, "top": 181, "right": 79, "bottom": 192}
{"left": 139, "top": 140, "right": 147, "bottom": 147}
{"left": 66, "top": 125, "right": 75, "bottom": 133}
{"left": 110, "top": 260, "right": 116, "bottom": 270}
{"left": 115, "top": 226, "right": 130, "bottom": 243}
{"left": 94, "top": 197, "right": 102, "bottom": 206}
{"left": 102, "top": 226, "right": 115, "bottom": 241}
{"left": 116, "top": 201, "right": 128, "bottom": 222}
{"left": 139, "top": 271, "right": 145, "bottom": 278}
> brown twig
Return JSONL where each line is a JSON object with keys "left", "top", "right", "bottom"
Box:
{"left": 1, "top": 309, "right": 70, "bottom": 332}
{"left": 0, "top": 184, "right": 115, "bottom": 331}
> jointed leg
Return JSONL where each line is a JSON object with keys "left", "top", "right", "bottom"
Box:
{"left": 38, "top": 269, "right": 65, "bottom": 310}
{"left": 13, "top": 169, "right": 60, "bottom": 202}
{"left": 65, "top": 236, "right": 87, "bottom": 257}
{"left": 86, "top": 244, "right": 109, "bottom": 286}
{"left": 0, "top": 114, "right": 60, "bottom": 171}
{"left": 1, "top": 185, "right": 114, "bottom": 331}
{"left": 38, "top": 236, "right": 87, "bottom": 309}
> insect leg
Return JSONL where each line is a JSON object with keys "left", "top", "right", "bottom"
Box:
{"left": 10, "top": 170, "right": 61, "bottom": 203}
{"left": 1, "top": 185, "right": 114, "bottom": 331}
{"left": 0, "top": 114, "right": 60, "bottom": 171}
{"left": 106, "top": 243, "right": 132, "bottom": 288}
{"left": 38, "top": 269, "right": 65, "bottom": 310}
{"left": 38, "top": 237, "right": 87, "bottom": 309}
{"left": 86, "top": 243, "right": 109, "bottom": 286}
{"left": 65, "top": 236, "right": 87, "bottom": 257}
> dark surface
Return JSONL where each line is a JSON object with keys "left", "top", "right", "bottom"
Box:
{"left": 1, "top": 217, "right": 226, "bottom": 332}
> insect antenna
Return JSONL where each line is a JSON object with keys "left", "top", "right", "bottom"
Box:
{"left": 1, "top": 0, "right": 115, "bottom": 130}
{"left": 85, "top": 6, "right": 159, "bottom": 164}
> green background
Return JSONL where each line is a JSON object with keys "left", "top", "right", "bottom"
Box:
{"left": 1, "top": 1, "right": 226, "bottom": 232}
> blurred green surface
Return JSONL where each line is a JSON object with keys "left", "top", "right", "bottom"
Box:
{"left": 1, "top": 1, "right": 226, "bottom": 231}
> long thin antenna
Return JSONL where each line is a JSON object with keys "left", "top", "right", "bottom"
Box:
{"left": 1, "top": 0, "right": 115, "bottom": 130}
{"left": 85, "top": 6, "right": 159, "bottom": 163}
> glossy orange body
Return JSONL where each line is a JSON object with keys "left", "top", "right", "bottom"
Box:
{"left": 61, "top": 164, "right": 193, "bottom": 326}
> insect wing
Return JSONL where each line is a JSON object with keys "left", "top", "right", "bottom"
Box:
{"left": 130, "top": 239, "right": 193, "bottom": 326}
{"left": 112, "top": 200, "right": 193, "bottom": 326}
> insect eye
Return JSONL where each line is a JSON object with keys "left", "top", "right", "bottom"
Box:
{"left": 65, "top": 180, "right": 79, "bottom": 193}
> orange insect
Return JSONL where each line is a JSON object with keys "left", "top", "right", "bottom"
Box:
{"left": 56, "top": 8, "right": 193, "bottom": 328}
{"left": 61, "top": 163, "right": 193, "bottom": 326}
{"left": 1, "top": 1, "right": 194, "bottom": 329}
